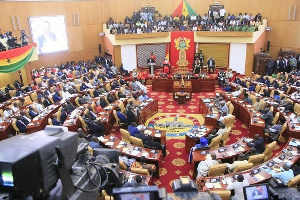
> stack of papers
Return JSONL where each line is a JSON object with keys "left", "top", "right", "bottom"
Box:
{"left": 105, "top": 142, "right": 114, "bottom": 146}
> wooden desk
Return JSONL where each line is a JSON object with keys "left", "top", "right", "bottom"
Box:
{"left": 204, "top": 138, "right": 300, "bottom": 191}
{"left": 224, "top": 93, "right": 265, "bottom": 138}
{"left": 99, "top": 135, "right": 162, "bottom": 176}
{"left": 191, "top": 138, "right": 250, "bottom": 179}
{"left": 200, "top": 98, "right": 221, "bottom": 129}
{"left": 120, "top": 170, "right": 151, "bottom": 185}
{"left": 138, "top": 99, "right": 158, "bottom": 125}
{"left": 172, "top": 81, "right": 192, "bottom": 101}
{"left": 152, "top": 78, "right": 215, "bottom": 93}
{"left": 185, "top": 125, "right": 213, "bottom": 153}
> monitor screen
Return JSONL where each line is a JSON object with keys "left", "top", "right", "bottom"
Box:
{"left": 29, "top": 16, "right": 68, "bottom": 55}
{"left": 119, "top": 193, "right": 150, "bottom": 200}
{"left": 0, "top": 163, "right": 14, "bottom": 187}
{"left": 244, "top": 184, "right": 269, "bottom": 200}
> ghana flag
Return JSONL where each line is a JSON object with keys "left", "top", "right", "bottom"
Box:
{"left": 0, "top": 44, "right": 36, "bottom": 73}
{"left": 172, "top": 0, "right": 196, "bottom": 17}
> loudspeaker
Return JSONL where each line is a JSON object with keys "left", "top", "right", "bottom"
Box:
{"left": 98, "top": 44, "right": 101, "bottom": 54}
{"left": 267, "top": 41, "right": 270, "bottom": 52}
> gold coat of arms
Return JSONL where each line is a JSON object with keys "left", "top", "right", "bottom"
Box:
{"left": 174, "top": 37, "right": 190, "bottom": 67}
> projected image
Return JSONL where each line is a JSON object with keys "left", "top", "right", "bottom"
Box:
{"left": 0, "top": 164, "right": 14, "bottom": 187}
{"left": 29, "top": 16, "right": 68, "bottom": 55}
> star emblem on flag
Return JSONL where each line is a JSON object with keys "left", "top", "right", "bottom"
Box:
{"left": 6, "top": 58, "right": 11, "bottom": 63}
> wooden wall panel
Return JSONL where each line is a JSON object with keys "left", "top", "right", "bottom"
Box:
{"left": 245, "top": 44, "right": 254, "bottom": 77}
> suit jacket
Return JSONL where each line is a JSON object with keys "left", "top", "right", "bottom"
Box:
{"left": 88, "top": 111, "right": 97, "bottom": 120}
{"left": 66, "top": 103, "right": 75, "bottom": 114}
{"left": 90, "top": 123, "right": 105, "bottom": 137}
{"left": 207, "top": 59, "right": 215, "bottom": 67}
{"left": 261, "top": 111, "right": 273, "bottom": 126}
{"left": 60, "top": 109, "right": 68, "bottom": 123}
{"left": 43, "top": 99, "right": 51, "bottom": 108}
{"left": 247, "top": 137, "right": 265, "bottom": 154}
{"left": 144, "top": 140, "right": 162, "bottom": 149}
{"left": 128, "top": 125, "right": 140, "bottom": 136}
{"left": 284, "top": 104, "right": 294, "bottom": 113}
{"left": 52, "top": 118, "right": 62, "bottom": 126}
{"left": 117, "top": 111, "right": 127, "bottom": 124}
{"left": 28, "top": 110, "right": 38, "bottom": 118}
{"left": 126, "top": 110, "right": 136, "bottom": 125}
{"left": 16, "top": 120, "right": 27, "bottom": 133}
{"left": 52, "top": 94, "right": 62, "bottom": 103}
{"left": 100, "top": 100, "right": 108, "bottom": 108}
{"left": 20, "top": 116, "right": 30, "bottom": 125}
{"left": 93, "top": 90, "right": 100, "bottom": 97}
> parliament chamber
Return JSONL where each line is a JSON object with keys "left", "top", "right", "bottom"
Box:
{"left": 1, "top": 0, "right": 300, "bottom": 200}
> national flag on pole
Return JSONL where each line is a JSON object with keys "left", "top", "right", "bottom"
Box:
{"left": 165, "top": 43, "right": 169, "bottom": 60}
{"left": 172, "top": 0, "right": 197, "bottom": 17}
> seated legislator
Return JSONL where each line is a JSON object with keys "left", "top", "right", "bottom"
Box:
{"left": 89, "top": 119, "right": 105, "bottom": 137}
{"left": 207, "top": 57, "right": 215, "bottom": 73}
{"left": 99, "top": 96, "right": 108, "bottom": 108}
{"left": 253, "top": 98, "right": 264, "bottom": 111}
{"left": 193, "top": 58, "right": 201, "bottom": 74}
{"left": 87, "top": 107, "right": 97, "bottom": 120}
{"left": 139, "top": 93, "right": 149, "bottom": 102}
{"left": 216, "top": 124, "right": 227, "bottom": 136}
{"left": 15, "top": 116, "right": 27, "bottom": 134}
{"left": 217, "top": 69, "right": 226, "bottom": 86}
{"left": 205, "top": 129, "right": 218, "bottom": 144}
{"left": 116, "top": 107, "right": 127, "bottom": 124}
{"left": 261, "top": 108, "right": 274, "bottom": 127}
{"left": 243, "top": 93, "right": 253, "bottom": 105}
{"left": 126, "top": 106, "right": 137, "bottom": 125}
{"left": 11, "top": 102, "right": 19, "bottom": 113}
{"left": 246, "top": 134, "right": 265, "bottom": 154}
{"left": 60, "top": 105, "right": 68, "bottom": 123}
{"left": 52, "top": 91, "right": 62, "bottom": 103}
{"left": 62, "top": 88, "right": 71, "bottom": 99}
{"left": 132, "top": 79, "right": 147, "bottom": 93}
{"left": 51, "top": 114, "right": 62, "bottom": 126}
{"left": 19, "top": 111, "right": 31, "bottom": 124}
{"left": 196, "top": 153, "right": 221, "bottom": 178}
{"left": 3, "top": 107, "right": 14, "bottom": 119}
{"left": 226, "top": 174, "right": 249, "bottom": 200}
{"left": 95, "top": 101, "right": 103, "bottom": 114}
{"left": 226, "top": 154, "right": 248, "bottom": 172}
{"left": 264, "top": 119, "right": 283, "bottom": 141}
{"left": 122, "top": 175, "right": 148, "bottom": 187}
{"left": 219, "top": 101, "right": 229, "bottom": 116}
{"left": 267, "top": 162, "right": 294, "bottom": 185}
{"left": 232, "top": 87, "right": 241, "bottom": 97}
{"left": 130, "top": 156, "right": 156, "bottom": 174}
{"left": 128, "top": 95, "right": 142, "bottom": 106}
{"left": 43, "top": 96, "right": 52, "bottom": 108}
{"left": 188, "top": 137, "right": 210, "bottom": 162}
{"left": 89, "top": 136, "right": 101, "bottom": 149}
{"left": 28, "top": 106, "right": 38, "bottom": 118}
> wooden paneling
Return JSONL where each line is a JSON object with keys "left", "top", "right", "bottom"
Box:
{"left": 196, "top": 31, "right": 253, "bottom": 37}
{"left": 198, "top": 43, "right": 230, "bottom": 68}
{"left": 115, "top": 32, "right": 169, "bottom": 40}
{"left": 245, "top": 44, "right": 254, "bottom": 77}
{"left": 0, "top": 71, "right": 20, "bottom": 88}
{"left": 113, "top": 45, "right": 122, "bottom": 67}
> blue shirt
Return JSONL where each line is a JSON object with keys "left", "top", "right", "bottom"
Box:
{"left": 139, "top": 95, "right": 149, "bottom": 102}
{"left": 89, "top": 141, "right": 100, "bottom": 149}
{"left": 270, "top": 169, "right": 294, "bottom": 185}
{"left": 128, "top": 125, "right": 140, "bottom": 136}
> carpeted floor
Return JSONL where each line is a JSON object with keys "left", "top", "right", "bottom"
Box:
{"left": 112, "top": 84, "right": 286, "bottom": 193}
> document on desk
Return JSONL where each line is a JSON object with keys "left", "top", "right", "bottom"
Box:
{"left": 205, "top": 183, "right": 213, "bottom": 189}
{"left": 131, "top": 150, "right": 140, "bottom": 156}
{"left": 213, "top": 183, "right": 222, "bottom": 189}
{"left": 254, "top": 174, "right": 264, "bottom": 181}
{"left": 105, "top": 142, "right": 114, "bottom": 146}
{"left": 236, "top": 147, "right": 245, "bottom": 152}
{"left": 142, "top": 152, "right": 149, "bottom": 157}
{"left": 122, "top": 148, "right": 128, "bottom": 153}
{"left": 289, "top": 140, "right": 300, "bottom": 147}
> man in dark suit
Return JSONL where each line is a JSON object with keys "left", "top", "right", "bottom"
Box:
{"left": 261, "top": 108, "right": 273, "bottom": 127}
{"left": 52, "top": 91, "right": 62, "bottom": 103}
{"left": 100, "top": 97, "right": 108, "bottom": 108}
{"left": 16, "top": 116, "right": 27, "bottom": 133}
{"left": 51, "top": 114, "right": 61, "bottom": 126}
{"left": 133, "top": 129, "right": 151, "bottom": 143}
{"left": 19, "top": 111, "right": 30, "bottom": 125}
{"left": 60, "top": 106, "right": 68, "bottom": 123}
{"left": 116, "top": 108, "right": 127, "bottom": 124}
{"left": 65, "top": 99, "right": 75, "bottom": 114}
{"left": 43, "top": 96, "right": 52, "bottom": 108}
{"left": 128, "top": 122, "right": 140, "bottom": 136}
{"left": 284, "top": 101, "right": 294, "bottom": 113}
{"left": 126, "top": 106, "right": 137, "bottom": 125}
{"left": 28, "top": 106, "right": 38, "bottom": 118}
{"left": 93, "top": 88, "right": 101, "bottom": 97}
{"left": 15, "top": 88, "right": 25, "bottom": 97}
{"left": 87, "top": 107, "right": 97, "bottom": 120}
{"left": 90, "top": 120, "right": 105, "bottom": 137}
{"left": 246, "top": 134, "right": 265, "bottom": 154}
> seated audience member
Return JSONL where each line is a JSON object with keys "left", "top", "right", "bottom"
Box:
{"left": 232, "top": 87, "right": 241, "bottom": 97}
{"left": 130, "top": 156, "right": 156, "bottom": 174}
{"left": 66, "top": 99, "right": 75, "bottom": 114}
{"left": 256, "top": 75, "right": 264, "bottom": 83}
{"left": 28, "top": 106, "right": 38, "bottom": 118}
{"left": 41, "top": 79, "right": 48, "bottom": 88}
{"left": 128, "top": 122, "right": 140, "bottom": 136}
{"left": 15, "top": 88, "right": 25, "bottom": 97}
{"left": 261, "top": 107, "right": 273, "bottom": 127}
{"left": 217, "top": 69, "right": 226, "bottom": 86}
{"left": 129, "top": 95, "right": 142, "bottom": 106}
{"left": 99, "top": 96, "right": 108, "bottom": 108}
{"left": 139, "top": 92, "right": 149, "bottom": 102}
{"left": 246, "top": 134, "right": 265, "bottom": 154}
{"left": 219, "top": 101, "right": 229, "bottom": 115}
{"left": 226, "top": 174, "right": 249, "bottom": 200}
{"left": 111, "top": 80, "right": 120, "bottom": 90}
{"left": 107, "top": 93, "right": 116, "bottom": 103}
{"left": 93, "top": 87, "right": 101, "bottom": 97}
{"left": 271, "top": 80, "right": 279, "bottom": 89}
{"left": 243, "top": 93, "right": 253, "bottom": 105}
{"left": 89, "top": 136, "right": 101, "bottom": 149}
{"left": 43, "top": 96, "right": 52, "bottom": 108}
{"left": 284, "top": 101, "right": 294, "bottom": 113}
{"left": 132, "top": 79, "right": 147, "bottom": 93}
{"left": 62, "top": 88, "right": 71, "bottom": 99}
{"left": 15, "top": 116, "right": 27, "bottom": 133}
{"left": 3, "top": 107, "right": 13, "bottom": 119}
{"left": 19, "top": 111, "right": 31, "bottom": 124}
{"left": 122, "top": 175, "right": 148, "bottom": 187}
{"left": 11, "top": 102, "right": 19, "bottom": 113}
{"left": 253, "top": 98, "right": 264, "bottom": 111}
{"left": 264, "top": 119, "right": 283, "bottom": 141}
{"left": 126, "top": 106, "right": 137, "bottom": 125}
{"left": 87, "top": 107, "right": 97, "bottom": 120}
{"left": 116, "top": 107, "right": 127, "bottom": 124}
{"left": 280, "top": 83, "right": 288, "bottom": 93}
{"left": 223, "top": 83, "right": 232, "bottom": 92}
{"left": 245, "top": 147, "right": 257, "bottom": 160}
{"left": 77, "top": 128, "right": 91, "bottom": 140}
{"left": 5, "top": 84, "right": 14, "bottom": 93}
{"left": 123, "top": 86, "right": 132, "bottom": 96}
{"left": 144, "top": 136, "right": 166, "bottom": 157}
{"left": 60, "top": 105, "right": 68, "bottom": 123}
{"left": 291, "top": 88, "right": 300, "bottom": 99}
{"left": 52, "top": 91, "right": 62, "bottom": 103}
{"left": 218, "top": 112, "right": 234, "bottom": 124}
{"left": 226, "top": 154, "right": 248, "bottom": 172}
{"left": 196, "top": 153, "right": 221, "bottom": 178}
{"left": 188, "top": 137, "right": 210, "bottom": 162}
{"left": 95, "top": 101, "right": 103, "bottom": 113}
{"left": 248, "top": 84, "right": 255, "bottom": 92}
{"left": 262, "top": 89, "right": 270, "bottom": 97}
{"left": 80, "top": 83, "right": 88, "bottom": 91}
{"left": 51, "top": 114, "right": 62, "bottom": 126}
{"left": 216, "top": 124, "right": 227, "bottom": 136}
{"left": 205, "top": 129, "right": 218, "bottom": 144}
{"left": 268, "top": 162, "right": 294, "bottom": 185}
{"left": 90, "top": 119, "right": 105, "bottom": 137}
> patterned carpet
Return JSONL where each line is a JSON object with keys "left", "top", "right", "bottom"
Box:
{"left": 113, "top": 84, "right": 286, "bottom": 193}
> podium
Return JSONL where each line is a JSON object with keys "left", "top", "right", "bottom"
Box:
{"left": 172, "top": 81, "right": 192, "bottom": 102}
{"left": 148, "top": 63, "right": 155, "bottom": 75}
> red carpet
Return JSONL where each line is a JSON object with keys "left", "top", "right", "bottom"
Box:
{"left": 112, "top": 84, "right": 286, "bottom": 193}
